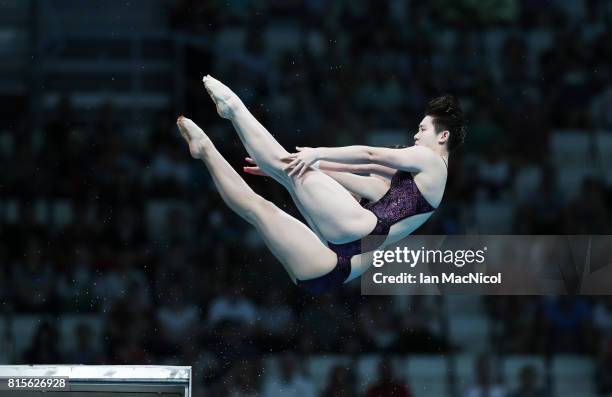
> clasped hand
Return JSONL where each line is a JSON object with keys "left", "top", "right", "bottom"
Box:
{"left": 282, "top": 146, "right": 320, "bottom": 178}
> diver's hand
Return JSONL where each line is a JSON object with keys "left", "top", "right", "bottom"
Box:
{"left": 283, "top": 146, "right": 320, "bottom": 178}
{"left": 243, "top": 157, "right": 268, "bottom": 176}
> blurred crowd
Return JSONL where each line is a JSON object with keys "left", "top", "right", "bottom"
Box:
{"left": 2, "top": 0, "right": 612, "bottom": 396}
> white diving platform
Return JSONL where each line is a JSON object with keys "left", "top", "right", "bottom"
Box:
{"left": 0, "top": 365, "right": 191, "bottom": 396}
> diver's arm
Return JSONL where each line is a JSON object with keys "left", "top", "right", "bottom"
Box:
{"left": 367, "top": 145, "right": 438, "bottom": 172}
{"left": 244, "top": 157, "right": 390, "bottom": 201}
{"left": 318, "top": 145, "right": 435, "bottom": 173}
{"left": 285, "top": 145, "right": 435, "bottom": 176}
{"left": 318, "top": 161, "right": 396, "bottom": 178}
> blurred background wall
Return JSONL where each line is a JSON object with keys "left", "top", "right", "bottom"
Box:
{"left": 1, "top": 0, "right": 612, "bottom": 396}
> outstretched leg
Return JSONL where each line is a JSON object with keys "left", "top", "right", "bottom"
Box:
{"left": 203, "top": 75, "right": 290, "bottom": 182}
{"left": 202, "top": 76, "right": 378, "bottom": 244}
{"left": 177, "top": 116, "right": 337, "bottom": 282}
{"left": 202, "top": 76, "right": 328, "bottom": 239}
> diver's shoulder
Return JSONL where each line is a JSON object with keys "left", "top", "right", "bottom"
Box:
{"left": 410, "top": 145, "right": 442, "bottom": 165}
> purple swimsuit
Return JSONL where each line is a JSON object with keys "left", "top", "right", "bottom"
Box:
{"left": 297, "top": 170, "right": 436, "bottom": 294}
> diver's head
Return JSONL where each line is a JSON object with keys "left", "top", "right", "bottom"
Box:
{"left": 414, "top": 95, "right": 465, "bottom": 154}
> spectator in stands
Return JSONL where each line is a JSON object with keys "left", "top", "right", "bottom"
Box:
{"left": 103, "top": 295, "right": 156, "bottom": 362}
{"left": 494, "top": 297, "right": 546, "bottom": 354}
{"left": 154, "top": 244, "right": 199, "bottom": 304}
{"left": 113, "top": 321, "right": 155, "bottom": 364}
{"left": 224, "top": 360, "right": 263, "bottom": 397}
{"left": 359, "top": 298, "right": 399, "bottom": 352}
{"left": 92, "top": 249, "right": 149, "bottom": 313}
{"left": 102, "top": 205, "right": 147, "bottom": 249}
{"left": 262, "top": 352, "right": 316, "bottom": 397}
{"left": 297, "top": 331, "right": 317, "bottom": 355}
{"left": 13, "top": 238, "right": 58, "bottom": 313}
{"left": 0, "top": 244, "right": 8, "bottom": 309}
{"left": 593, "top": 297, "right": 612, "bottom": 342}
{"left": 364, "top": 358, "right": 413, "bottom": 397}
{"left": 43, "top": 95, "right": 76, "bottom": 165}
{"left": 464, "top": 354, "right": 506, "bottom": 397}
{"left": 157, "top": 282, "right": 200, "bottom": 348}
{"left": 335, "top": 307, "right": 366, "bottom": 354}
{"left": 147, "top": 144, "right": 191, "bottom": 195}
{"left": 169, "top": 0, "right": 219, "bottom": 33}
{"left": 564, "top": 177, "right": 610, "bottom": 234}
{"left": 207, "top": 286, "right": 257, "bottom": 328}
{"left": 301, "top": 294, "right": 352, "bottom": 352}
{"left": 468, "top": 108, "right": 504, "bottom": 156}
{"left": 3, "top": 203, "right": 45, "bottom": 260}
{"left": 56, "top": 244, "right": 95, "bottom": 312}
{"left": 543, "top": 296, "right": 592, "bottom": 353}
{"left": 320, "top": 365, "right": 359, "bottom": 397}
{"left": 508, "top": 364, "right": 549, "bottom": 397}
{"left": 595, "top": 341, "right": 612, "bottom": 396}
{"left": 590, "top": 84, "right": 612, "bottom": 129}
{"left": 56, "top": 201, "right": 97, "bottom": 248}
{"left": 22, "top": 321, "right": 64, "bottom": 364}
{"left": 519, "top": 166, "right": 563, "bottom": 234}
{"left": 67, "top": 322, "right": 102, "bottom": 364}
{"left": 397, "top": 295, "right": 448, "bottom": 353}
{"left": 162, "top": 208, "right": 193, "bottom": 247}
{"left": 477, "top": 145, "right": 511, "bottom": 201}
{"left": 256, "top": 289, "right": 295, "bottom": 352}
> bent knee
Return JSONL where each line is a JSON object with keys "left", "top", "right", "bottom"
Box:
{"left": 293, "top": 252, "right": 339, "bottom": 282}
{"left": 259, "top": 157, "right": 290, "bottom": 176}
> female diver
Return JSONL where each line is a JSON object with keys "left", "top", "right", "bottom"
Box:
{"left": 176, "top": 76, "right": 465, "bottom": 294}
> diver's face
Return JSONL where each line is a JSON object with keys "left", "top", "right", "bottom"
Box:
{"left": 413, "top": 116, "right": 438, "bottom": 149}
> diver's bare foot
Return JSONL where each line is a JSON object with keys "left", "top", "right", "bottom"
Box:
{"left": 177, "top": 116, "right": 212, "bottom": 159}
{"left": 202, "top": 75, "right": 242, "bottom": 119}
